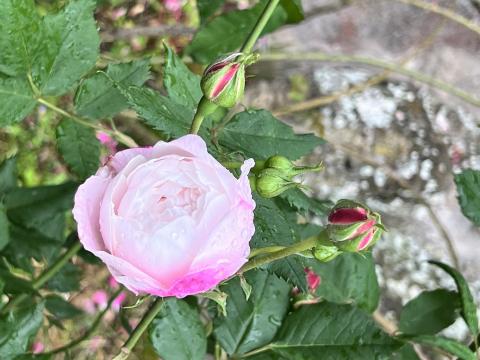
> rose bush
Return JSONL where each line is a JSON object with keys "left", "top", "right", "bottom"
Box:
{"left": 73, "top": 135, "right": 255, "bottom": 297}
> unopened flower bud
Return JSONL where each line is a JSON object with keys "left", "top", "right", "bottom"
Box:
{"left": 264, "top": 155, "right": 323, "bottom": 178}
{"left": 326, "top": 199, "right": 384, "bottom": 252}
{"left": 201, "top": 53, "right": 246, "bottom": 108}
{"left": 256, "top": 168, "right": 297, "bottom": 198}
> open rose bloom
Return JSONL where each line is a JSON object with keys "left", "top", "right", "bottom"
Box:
{"left": 73, "top": 135, "right": 255, "bottom": 298}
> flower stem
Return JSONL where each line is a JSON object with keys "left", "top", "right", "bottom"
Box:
{"left": 240, "top": 0, "right": 280, "bottom": 54}
{"left": 41, "top": 288, "right": 123, "bottom": 355}
{"left": 188, "top": 0, "right": 280, "bottom": 135}
{"left": 189, "top": 96, "right": 218, "bottom": 134}
{"left": 239, "top": 232, "right": 326, "bottom": 274}
{"left": 1, "top": 241, "right": 82, "bottom": 314}
{"left": 113, "top": 297, "right": 165, "bottom": 360}
{"left": 37, "top": 98, "right": 139, "bottom": 148}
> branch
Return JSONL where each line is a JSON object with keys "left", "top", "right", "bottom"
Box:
{"left": 260, "top": 52, "right": 480, "bottom": 108}
{"left": 101, "top": 25, "right": 195, "bottom": 42}
{"left": 394, "top": 0, "right": 480, "bottom": 36}
{"left": 41, "top": 288, "right": 123, "bottom": 355}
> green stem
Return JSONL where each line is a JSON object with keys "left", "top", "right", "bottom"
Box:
{"left": 189, "top": 0, "right": 280, "bottom": 135}
{"left": 113, "top": 297, "right": 165, "bottom": 360}
{"left": 41, "top": 288, "right": 123, "bottom": 356}
{"left": 189, "top": 96, "right": 218, "bottom": 134}
{"left": 240, "top": 0, "right": 281, "bottom": 54}
{"left": 1, "top": 242, "right": 82, "bottom": 314}
{"left": 239, "top": 233, "right": 323, "bottom": 274}
{"left": 248, "top": 246, "right": 286, "bottom": 258}
{"left": 37, "top": 98, "right": 139, "bottom": 148}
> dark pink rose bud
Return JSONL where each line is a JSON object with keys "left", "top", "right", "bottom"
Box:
{"left": 327, "top": 199, "right": 384, "bottom": 252}
{"left": 201, "top": 53, "right": 246, "bottom": 108}
{"left": 305, "top": 268, "right": 321, "bottom": 292}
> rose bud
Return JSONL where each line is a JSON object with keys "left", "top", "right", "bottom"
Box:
{"left": 255, "top": 168, "right": 298, "bottom": 198}
{"left": 265, "top": 155, "right": 323, "bottom": 177}
{"left": 201, "top": 52, "right": 258, "bottom": 108}
{"left": 201, "top": 53, "right": 246, "bottom": 108}
{"left": 326, "top": 199, "right": 384, "bottom": 252}
{"left": 73, "top": 135, "right": 255, "bottom": 298}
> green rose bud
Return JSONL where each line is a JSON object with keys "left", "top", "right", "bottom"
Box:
{"left": 201, "top": 53, "right": 255, "bottom": 108}
{"left": 255, "top": 168, "right": 298, "bottom": 198}
{"left": 264, "top": 155, "right": 323, "bottom": 178}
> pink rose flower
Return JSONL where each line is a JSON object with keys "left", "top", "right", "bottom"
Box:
{"left": 73, "top": 135, "right": 255, "bottom": 298}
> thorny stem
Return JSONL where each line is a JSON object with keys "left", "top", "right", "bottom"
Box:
{"left": 1, "top": 242, "right": 83, "bottom": 314}
{"left": 37, "top": 98, "right": 139, "bottom": 148}
{"left": 113, "top": 297, "right": 165, "bottom": 360}
{"left": 40, "top": 288, "right": 123, "bottom": 355}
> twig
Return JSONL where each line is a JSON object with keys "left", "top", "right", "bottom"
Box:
{"left": 260, "top": 52, "right": 480, "bottom": 108}
{"left": 37, "top": 98, "right": 138, "bottom": 148}
{"left": 41, "top": 288, "right": 123, "bottom": 355}
{"left": 101, "top": 25, "right": 195, "bottom": 42}
{"left": 1, "top": 242, "right": 83, "bottom": 313}
{"left": 272, "top": 19, "right": 445, "bottom": 116}
{"left": 394, "top": 0, "right": 480, "bottom": 37}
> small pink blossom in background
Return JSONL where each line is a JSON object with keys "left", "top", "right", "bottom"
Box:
{"left": 73, "top": 135, "right": 255, "bottom": 298}
{"left": 108, "top": 276, "right": 120, "bottom": 289}
{"left": 164, "top": 0, "right": 183, "bottom": 19}
{"left": 305, "top": 268, "right": 321, "bottom": 292}
{"left": 112, "top": 292, "right": 127, "bottom": 312}
{"left": 96, "top": 131, "right": 117, "bottom": 155}
{"left": 92, "top": 290, "right": 108, "bottom": 310}
{"left": 88, "top": 336, "right": 105, "bottom": 351}
{"left": 32, "top": 342, "right": 44, "bottom": 354}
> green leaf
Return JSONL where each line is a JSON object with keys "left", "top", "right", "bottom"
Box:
{"left": 399, "top": 289, "right": 461, "bottom": 335}
{"left": 197, "top": 0, "right": 225, "bottom": 24}
{"left": 124, "top": 86, "right": 193, "bottom": 138}
{"left": 186, "top": 0, "right": 291, "bottom": 64}
{"left": 281, "top": 188, "right": 332, "bottom": 216}
{"left": 163, "top": 45, "right": 202, "bottom": 110}
{"left": 266, "top": 302, "right": 401, "bottom": 359}
{"left": 0, "top": 301, "right": 44, "bottom": 359}
{"left": 251, "top": 196, "right": 307, "bottom": 291}
{"left": 0, "top": 77, "right": 36, "bottom": 127}
{"left": 5, "top": 182, "right": 77, "bottom": 241}
{"left": 46, "top": 262, "right": 80, "bottom": 292}
{"left": 0, "top": 204, "right": 10, "bottom": 251}
{"left": 75, "top": 59, "right": 150, "bottom": 119}
{"left": 0, "top": 269, "right": 34, "bottom": 295}
{"left": 214, "top": 270, "right": 291, "bottom": 355}
{"left": 280, "top": 0, "right": 304, "bottom": 23}
{"left": 149, "top": 298, "right": 206, "bottom": 360}
{"left": 56, "top": 118, "right": 100, "bottom": 179}
{"left": 402, "top": 335, "right": 476, "bottom": 360}
{"left": 2, "top": 225, "right": 61, "bottom": 273}
{"left": 45, "top": 295, "right": 83, "bottom": 320}
{"left": 308, "top": 252, "right": 380, "bottom": 312}
{"left": 392, "top": 344, "right": 420, "bottom": 360}
{"left": 454, "top": 169, "right": 480, "bottom": 226}
{"left": 428, "top": 261, "right": 479, "bottom": 339}
{"left": 35, "top": 0, "right": 99, "bottom": 96}
{"left": 0, "top": 0, "right": 42, "bottom": 77}
{"left": 219, "top": 109, "right": 323, "bottom": 160}
{"left": 0, "top": 158, "right": 17, "bottom": 195}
